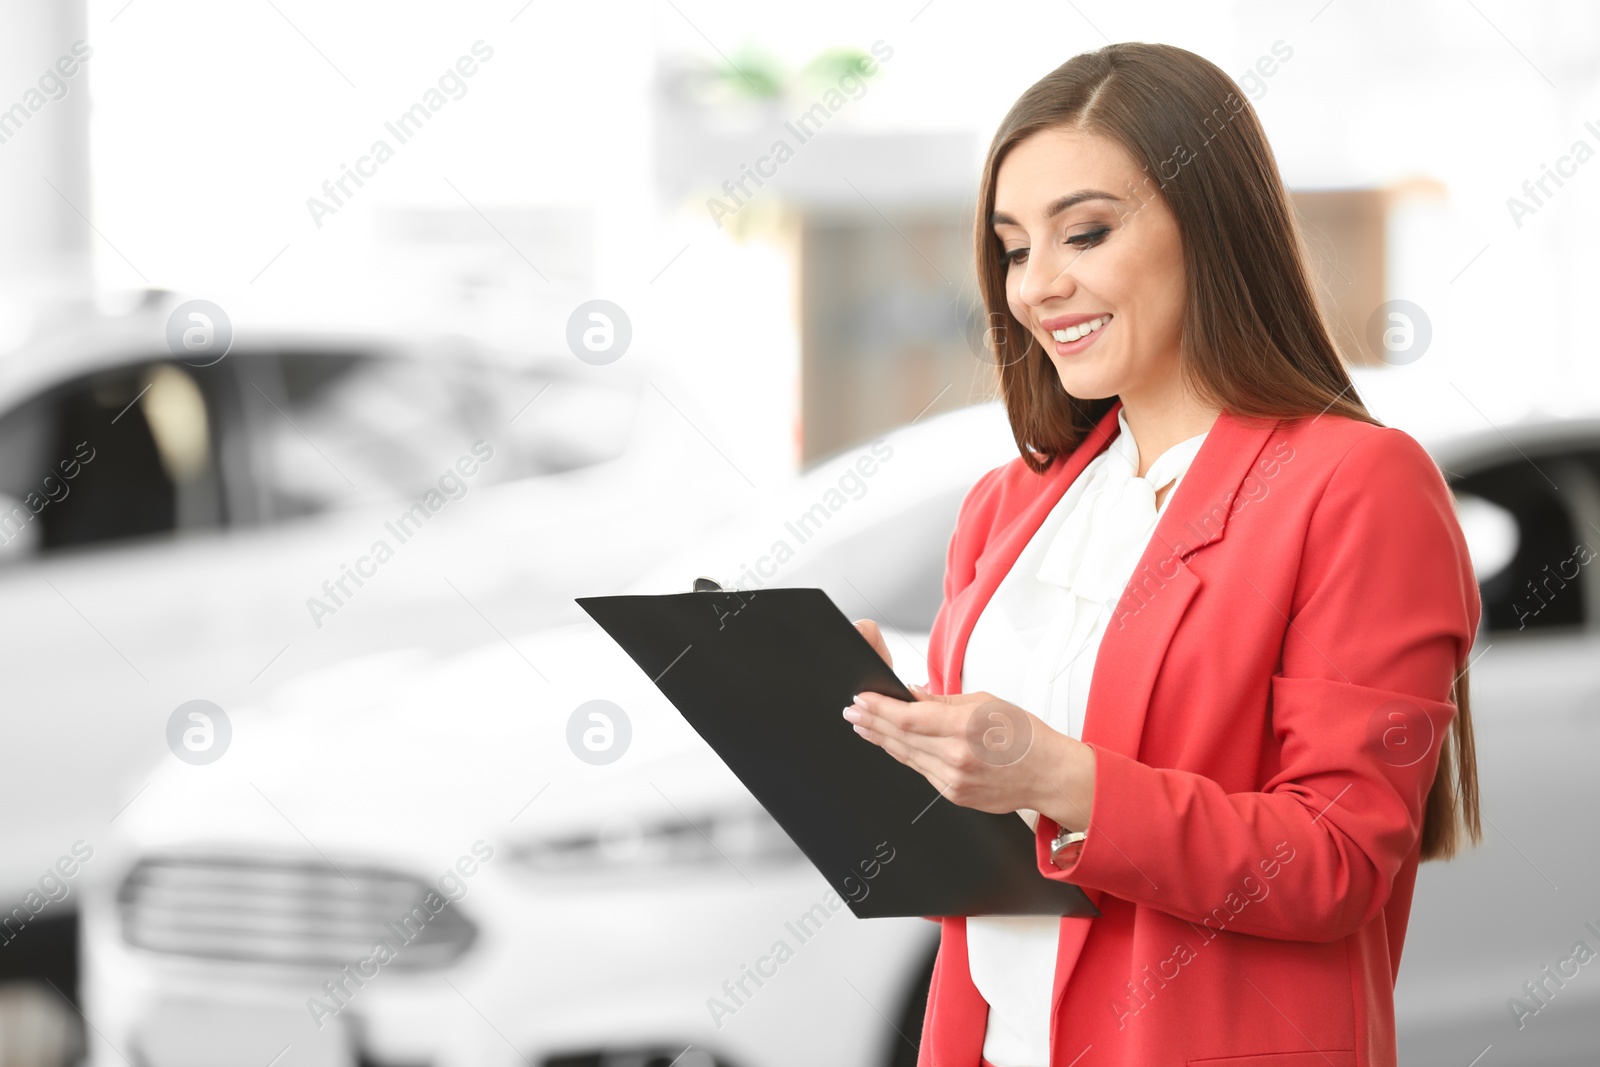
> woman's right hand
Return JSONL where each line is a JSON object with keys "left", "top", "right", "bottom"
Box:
{"left": 854, "top": 618, "right": 893, "bottom": 669}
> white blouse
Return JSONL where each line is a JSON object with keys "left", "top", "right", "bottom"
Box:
{"left": 961, "top": 407, "right": 1210, "bottom": 1067}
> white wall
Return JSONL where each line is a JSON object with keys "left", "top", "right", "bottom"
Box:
{"left": 68, "top": 0, "right": 1600, "bottom": 465}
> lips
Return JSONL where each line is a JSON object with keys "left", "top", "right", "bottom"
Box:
{"left": 1039, "top": 312, "right": 1110, "bottom": 331}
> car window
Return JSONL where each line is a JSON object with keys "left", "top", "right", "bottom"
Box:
{"left": 240, "top": 351, "right": 484, "bottom": 521}
{"left": 238, "top": 353, "right": 640, "bottom": 523}
{"left": 1450, "top": 455, "right": 1595, "bottom": 634}
{"left": 454, "top": 361, "right": 639, "bottom": 479}
{"left": 0, "top": 359, "right": 231, "bottom": 560}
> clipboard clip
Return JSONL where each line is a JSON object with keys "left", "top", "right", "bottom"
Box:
{"left": 693, "top": 576, "right": 758, "bottom": 629}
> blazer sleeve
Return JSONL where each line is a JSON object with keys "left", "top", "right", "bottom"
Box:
{"left": 1035, "top": 427, "right": 1482, "bottom": 943}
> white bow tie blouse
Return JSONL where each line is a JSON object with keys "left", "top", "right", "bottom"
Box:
{"left": 960, "top": 407, "right": 1210, "bottom": 1067}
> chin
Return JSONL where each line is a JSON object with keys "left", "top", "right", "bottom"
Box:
{"left": 1049, "top": 365, "right": 1121, "bottom": 402}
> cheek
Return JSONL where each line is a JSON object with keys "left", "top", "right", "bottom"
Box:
{"left": 1104, "top": 241, "right": 1184, "bottom": 338}
{"left": 1149, "top": 264, "right": 1187, "bottom": 337}
{"left": 1142, "top": 228, "right": 1188, "bottom": 321}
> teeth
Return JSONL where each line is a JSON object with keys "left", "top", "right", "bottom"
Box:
{"left": 1052, "top": 316, "right": 1109, "bottom": 343}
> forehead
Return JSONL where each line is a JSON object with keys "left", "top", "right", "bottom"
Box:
{"left": 992, "top": 126, "right": 1140, "bottom": 222}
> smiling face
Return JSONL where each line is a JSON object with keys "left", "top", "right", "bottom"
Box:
{"left": 991, "top": 125, "right": 1189, "bottom": 409}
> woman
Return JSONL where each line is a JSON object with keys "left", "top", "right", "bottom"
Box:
{"left": 844, "top": 42, "right": 1482, "bottom": 1067}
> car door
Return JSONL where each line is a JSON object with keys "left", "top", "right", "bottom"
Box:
{"left": 0, "top": 344, "right": 564, "bottom": 900}
{"left": 1395, "top": 439, "right": 1600, "bottom": 1065}
{"left": 0, "top": 353, "right": 255, "bottom": 899}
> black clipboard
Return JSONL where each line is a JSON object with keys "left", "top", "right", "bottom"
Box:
{"left": 575, "top": 582, "right": 1099, "bottom": 920}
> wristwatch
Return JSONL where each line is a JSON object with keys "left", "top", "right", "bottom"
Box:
{"left": 1050, "top": 827, "right": 1088, "bottom": 868}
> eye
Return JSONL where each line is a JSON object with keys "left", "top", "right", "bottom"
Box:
{"left": 1067, "top": 227, "right": 1110, "bottom": 249}
{"left": 1002, "top": 225, "right": 1110, "bottom": 267}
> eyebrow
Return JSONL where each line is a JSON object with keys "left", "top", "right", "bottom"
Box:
{"left": 990, "top": 189, "right": 1123, "bottom": 228}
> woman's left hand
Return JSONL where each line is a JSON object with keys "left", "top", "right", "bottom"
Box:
{"left": 843, "top": 687, "right": 1096, "bottom": 832}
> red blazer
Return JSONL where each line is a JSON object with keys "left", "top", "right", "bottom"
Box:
{"left": 917, "top": 399, "right": 1481, "bottom": 1067}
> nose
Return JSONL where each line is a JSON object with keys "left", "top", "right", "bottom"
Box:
{"left": 1015, "top": 241, "right": 1079, "bottom": 314}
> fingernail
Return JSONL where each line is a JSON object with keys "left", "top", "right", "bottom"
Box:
{"left": 842, "top": 706, "right": 860, "bottom": 723}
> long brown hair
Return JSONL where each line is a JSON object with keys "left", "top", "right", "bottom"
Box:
{"left": 971, "top": 41, "right": 1480, "bottom": 861}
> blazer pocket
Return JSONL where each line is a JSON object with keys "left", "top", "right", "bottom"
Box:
{"left": 1187, "top": 1053, "right": 1357, "bottom": 1067}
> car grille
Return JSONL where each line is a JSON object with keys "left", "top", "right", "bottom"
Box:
{"left": 118, "top": 855, "right": 477, "bottom": 970}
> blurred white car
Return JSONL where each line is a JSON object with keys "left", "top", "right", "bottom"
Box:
{"left": 79, "top": 400, "right": 1013, "bottom": 1067}
{"left": 0, "top": 297, "right": 749, "bottom": 912}
{"left": 81, "top": 400, "right": 1600, "bottom": 1066}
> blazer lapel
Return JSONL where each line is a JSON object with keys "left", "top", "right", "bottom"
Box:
{"left": 939, "top": 402, "right": 1280, "bottom": 708}
{"left": 1083, "top": 406, "right": 1280, "bottom": 764}
{"left": 940, "top": 402, "right": 1123, "bottom": 695}
{"left": 1047, "top": 405, "right": 1280, "bottom": 1021}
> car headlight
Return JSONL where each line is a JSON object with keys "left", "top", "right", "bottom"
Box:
{"left": 507, "top": 805, "right": 804, "bottom": 874}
